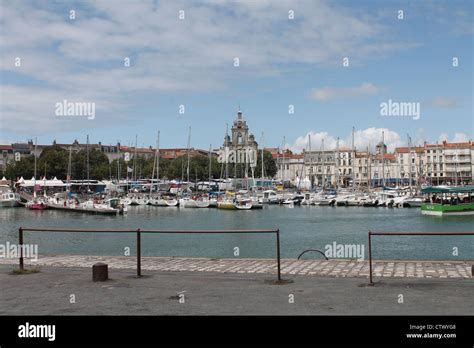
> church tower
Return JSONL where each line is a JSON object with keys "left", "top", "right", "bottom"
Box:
{"left": 224, "top": 109, "right": 258, "bottom": 149}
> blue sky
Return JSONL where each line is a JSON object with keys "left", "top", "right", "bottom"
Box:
{"left": 0, "top": 0, "right": 472, "bottom": 152}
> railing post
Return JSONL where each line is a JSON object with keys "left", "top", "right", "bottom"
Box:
{"left": 19, "top": 227, "right": 24, "bottom": 271}
{"left": 276, "top": 229, "right": 281, "bottom": 281}
{"left": 368, "top": 231, "right": 373, "bottom": 285}
{"left": 136, "top": 228, "right": 141, "bottom": 277}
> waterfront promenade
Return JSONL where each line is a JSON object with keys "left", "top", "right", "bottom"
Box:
{"left": 1, "top": 262, "right": 473, "bottom": 315}
{"left": 0, "top": 254, "right": 472, "bottom": 279}
{"left": 1, "top": 256, "right": 473, "bottom": 315}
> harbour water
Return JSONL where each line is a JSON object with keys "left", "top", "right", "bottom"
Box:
{"left": 1, "top": 206, "right": 473, "bottom": 260}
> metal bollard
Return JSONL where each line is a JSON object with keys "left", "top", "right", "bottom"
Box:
{"left": 92, "top": 263, "right": 108, "bottom": 282}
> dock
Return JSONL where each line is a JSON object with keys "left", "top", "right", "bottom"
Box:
{"left": 1, "top": 259, "right": 473, "bottom": 315}
{"left": 2, "top": 254, "right": 472, "bottom": 279}
{"left": 47, "top": 203, "right": 119, "bottom": 215}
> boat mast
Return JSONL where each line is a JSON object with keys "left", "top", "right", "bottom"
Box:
{"left": 67, "top": 146, "right": 72, "bottom": 194}
{"left": 335, "top": 137, "right": 339, "bottom": 190}
{"left": 321, "top": 139, "right": 325, "bottom": 190}
{"left": 33, "top": 137, "right": 37, "bottom": 198}
{"left": 86, "top": 134, "right": 90, "bottom": 193}
{"left": 208, "top": 144, "right": 212, "bottom": 182}
{"left": 261, "top": 132, "right": 265, "bottom": 181}
{"left": 149, "top": 131, "right": 159, "bottom": 196}
{"left": 43, "top": 161, "right": 47, "bottom": 196}
{"left": 156, "top": 131, "right": 160, "bottom": 185}
{"left": 133, "top": 134, "right": 138, "bottom": 182}
{"left": 408, "top": 134, "right": 412, "bottom": 194}
{"left": 308, "top": 134, "right": 312, "bottom": 190}
{"left": 117, "top": 141, "right": 120, "bottom": 182}
{"left": 381, "top": 131, "right": 385, "bottom": 188}
{"left": 352, "top": 127, "right": 356, "bottom": 191}
{"left": 282, "top": 136, "right": 286, "bottom": 183}
{"left": 186, "top": 126, "right": 191, "bottom": 183}
{"left": 455, "top": 149, "right": 459, "bottom": 186}
{"left": 225, "top": 123, "right": 229, "bottom": 185}
{"left": 366, "top": 145, "right": 370, "bottom": 191}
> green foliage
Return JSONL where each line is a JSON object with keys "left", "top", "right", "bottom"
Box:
{"left": 159, "top": 156, "right": 222, "bottom": 181}
{"left": 254, "top": 150, "right": 278, "bottom": 178}
{"left": 4, "top": 146, "right": 271, "bottom": 181}
{"left": 37, "top": 145, "right": 68, "bottom": 179}
{"left": 5, "top": 155, "right": 35, "bottom": 180}
{"left": 71, "top": 149, "right": 110, "bottom": 180}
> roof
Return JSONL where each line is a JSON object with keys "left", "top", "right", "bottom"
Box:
{"left": 394, "top": 146, "right": 424, "bottom": 154}
{"left": 421, "top": 185, "right": 474, "bottom": 194}
{"left": 373, "top": 153, "right": 396, "bottom": 161}
{"left": 119, "top": 146, "right": 154, "bottom": 154}
{"left": 426, "top": 141, "right": 472, "bottom": 149}
{"left": 443, "top": 142, "right": 471, "bottom": 149}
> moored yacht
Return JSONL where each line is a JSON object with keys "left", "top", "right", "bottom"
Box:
{"left": 0, "top": 190, "right": 21, "bottom": 207}
{"left": 234, "top": 197, "right": 253, "bottom": 210}
{"left": 261, "top": 190, "right": 280, "bottom": 204}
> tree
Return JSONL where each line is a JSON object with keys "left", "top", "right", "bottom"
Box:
{"left": 37, "top": 145, "right": 68, "bottom": 179}
{"left": 5, "top": 155, "right": 35, "bottom": 180}
{"left": 72, "top": 149, "right": 110, "bottom": 180}
{"left": 253, "top": 150, "right": 277, "bottom": 178}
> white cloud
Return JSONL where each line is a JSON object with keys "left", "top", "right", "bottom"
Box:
{"left": 308, "top": 83, "right": 379, "bottom": 101}
{"left": 432, "top": 97, "right": 457, "bottom": 108}
{"left": 291, "top": 130, "right": 472, "bottom": 154}
{"left": 291, "top": 127, "right": 404, "bottom": 153}
{"left": 438, "top": 133, "right": 470, "bottom": 143}
{"left": 0, "top": 0, "right": 408, "bottom": 135}
{"left": 292, "top": 131, "right": 344, "bottom": 152}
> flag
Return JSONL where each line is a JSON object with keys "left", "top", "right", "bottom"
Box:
{"left": 127, "top": 167, "right": 133, "bottom": 173}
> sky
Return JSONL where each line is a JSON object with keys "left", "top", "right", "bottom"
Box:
{"left": 0, "top": 0, "right": 473, "bottom": 152}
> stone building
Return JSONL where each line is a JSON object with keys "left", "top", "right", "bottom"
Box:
{"left": 223, "top": 109, "right": 258, "bottom": 152}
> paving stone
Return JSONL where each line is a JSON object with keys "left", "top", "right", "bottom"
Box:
{"left": 1, "top": 255, "right": 471, "bottom": 279}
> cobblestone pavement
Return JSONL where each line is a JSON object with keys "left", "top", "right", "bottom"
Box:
{"left": 1, "top": 254, "right": 472, "bottom": 279}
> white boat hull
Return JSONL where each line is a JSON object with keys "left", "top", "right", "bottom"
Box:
{"left": 166, "top": 199, "right": 179, "bottom": 207}
{"left": 0, "top": 200, "right": 20, "bottom": 207}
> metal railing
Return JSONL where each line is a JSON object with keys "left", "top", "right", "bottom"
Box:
{"left": 297, "top": 249, "right": 328, "bottom": 260}
{"left": 368, "top": 231, "right": 474, "bottom": 285}
{"left": 17, "top": 227, "right": 282, "bottom": 280}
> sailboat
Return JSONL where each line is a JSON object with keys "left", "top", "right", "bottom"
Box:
{"left": 0, "top": 180, "right": 20, "bottom": 207}
{"left": 26, "top": 138, "right": 48, "bottom": 210}
{"left": 234, "top": 197, "right": 253, "bottom": 210}
{"left": 148, "top": 130, "right": 165, "bottom": 207}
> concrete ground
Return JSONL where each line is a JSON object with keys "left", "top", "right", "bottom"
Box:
{"left": 0, "top": 264, "right": 473, "bottom": 315}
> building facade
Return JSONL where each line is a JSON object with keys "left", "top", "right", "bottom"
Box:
{"left": 278, "top": 140, "right": 473, "bottom": 187}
